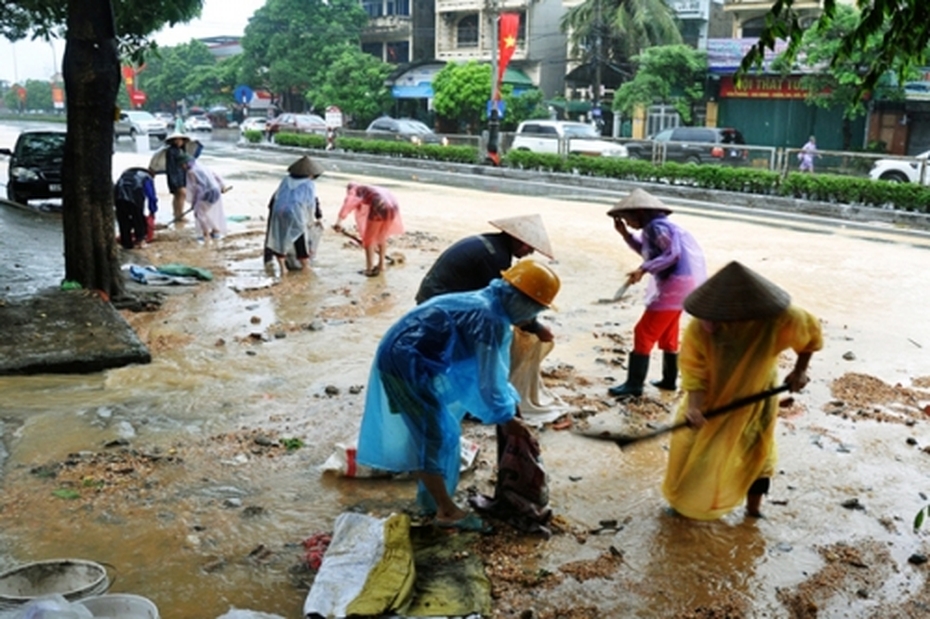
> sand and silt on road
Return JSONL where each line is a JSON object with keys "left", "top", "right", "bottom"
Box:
{"left": 1, "top": 141, "right": 929, "bottom": 617}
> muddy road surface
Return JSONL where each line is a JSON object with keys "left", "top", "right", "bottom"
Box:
{"left": 1, "top": 124, "right": 929, "bottom": 618}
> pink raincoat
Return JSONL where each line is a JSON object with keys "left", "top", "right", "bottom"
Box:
{"left": 337, "top": 183, "right": 404, "bottom": 247}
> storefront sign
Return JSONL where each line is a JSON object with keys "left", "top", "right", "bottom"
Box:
{"left": 719, "top": 75, "right": 812, "bottom": 99}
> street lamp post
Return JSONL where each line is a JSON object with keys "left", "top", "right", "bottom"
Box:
{"left": 486, "top": 0, "right": 501, "bottom": 165}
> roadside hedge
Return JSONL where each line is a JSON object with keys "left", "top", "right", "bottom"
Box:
{"left": 264, "top": 131, "right": 929, "bottom": 212}
{"left": 273, "top": 132, "right": 480, "bottom": 164}
{"left": 501, "top": 150, "right": 930, "bottom": 212}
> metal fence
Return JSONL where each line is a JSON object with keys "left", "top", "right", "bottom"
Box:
{"left": 332, "top": 126, "right": 928, "bottom": 185}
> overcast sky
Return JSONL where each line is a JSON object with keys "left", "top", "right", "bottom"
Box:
{"left": 0, "top": 0, "right": 267, "bottom": 84}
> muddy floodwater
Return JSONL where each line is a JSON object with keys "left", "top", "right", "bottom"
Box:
{"left": 1, "top": 124, "right": 930, "bottom": 618}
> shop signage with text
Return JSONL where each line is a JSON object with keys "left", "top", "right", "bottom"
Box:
{"left": 719, "top": 75, "right": 821, "bottom": 99}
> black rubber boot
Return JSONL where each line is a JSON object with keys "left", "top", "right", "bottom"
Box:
{"left": 651, "top": 352, "right": 679, "bottom": 391}
{"left": 608, "top": 352, "right": 649, "bottom": 398}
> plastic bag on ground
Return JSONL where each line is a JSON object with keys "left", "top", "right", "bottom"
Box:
{"left": 321, "top": 438, "right": 479, "bottom": 478}
{"left": 303, "top": 512, "right": 415, "bottom": 618}
{"left": 214, "top": 608, "right": 285, "bottom": 619}
{"left": 3, "top": 594, "right": 93, "bottom": 619}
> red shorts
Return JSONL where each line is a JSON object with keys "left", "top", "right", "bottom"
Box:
{"left": 632, "top": 309, "right": 682, "bottom": 354}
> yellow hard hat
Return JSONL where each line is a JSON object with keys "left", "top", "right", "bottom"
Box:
{"left": 501, "top": 260, "right": 560, "bottom": 308}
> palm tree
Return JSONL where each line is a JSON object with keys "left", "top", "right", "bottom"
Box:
{"left": 562, "top": 0, "right": 683, "bottom": 81}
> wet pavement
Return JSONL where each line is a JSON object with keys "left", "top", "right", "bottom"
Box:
{"left": 1, "top": 121, "right": 930, "bottom": 618}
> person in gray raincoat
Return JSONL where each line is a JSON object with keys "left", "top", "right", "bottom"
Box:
{"left": 265, "top": 155, "right": 324, "bottom": 273}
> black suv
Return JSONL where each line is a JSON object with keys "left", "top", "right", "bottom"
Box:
{"left": 1, "top": 130, "right": 66, "bottom": 205}
{"left": 626, "top": 127, "right": 747, "bottom": 165}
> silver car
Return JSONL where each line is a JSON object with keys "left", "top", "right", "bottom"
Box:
{"left": 114, "top": 111, "right": 169, "bottom": 141}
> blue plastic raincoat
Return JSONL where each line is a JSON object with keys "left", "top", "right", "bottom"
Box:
{"left": 357, "top": 279, "right": 542, "bottom": 509}
{"left": 267, "top": 176, "right": 316, "bottom": 256}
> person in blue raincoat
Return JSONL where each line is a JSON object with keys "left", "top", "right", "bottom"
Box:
{"left": 357, "top": 260, "right": 561, "bottom": 531}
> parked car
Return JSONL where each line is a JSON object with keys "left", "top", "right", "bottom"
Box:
{"left": 365, "top": 117, "right": 447, "bottom": 145}
{"left": 0, "top": 130, "right": 66, "bottom": 205}
{"left": 114, "top": 110, "right": 169, "bottom": 141}
{"left": 185, "top": 115, "right": 213, "bottom": 132}
{"left": 510, "top": 120, "right": 628, "bottom": 157}
{"left": 153, "top": 112, "right": 176, "bottom": 131}
{"left": 239, "top": 117, "right": 267, "bottom": 135}
{"left": 868, "top": 150, "right": 930, "bottom": 184}
{"left": 266, "top": 113, "right": 327, "bottom": 137}
{"left": 626, "top": 127, "right": 747, "bottom": 165}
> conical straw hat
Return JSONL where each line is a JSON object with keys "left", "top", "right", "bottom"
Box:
{"left": 684, "top": 261, "right": 790, "bottom": 321}
{"left": 165, "top": 132, "right": 190, "bottom": 143}
{"left": 607, "top": 188, "right": 672, "bottom": 217}
{"left": 489, "top": 214, "right": 554, "bottom": 259}
{"left": 287, "top": 155, "right": 324, "bottom": 178}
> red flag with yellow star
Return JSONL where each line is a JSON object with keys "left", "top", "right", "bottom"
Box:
{"left": 497, "top": 13, "right": 520, "bottom": 98}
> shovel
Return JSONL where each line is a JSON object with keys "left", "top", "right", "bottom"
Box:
{"left": 596, "top": 276, "right": 634, "bottom": 304}
{"left": 577, "top": 384, "right": 791, "bottom": 448}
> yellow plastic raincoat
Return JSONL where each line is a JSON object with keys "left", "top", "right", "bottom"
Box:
{"left": 662, "top": 305, "right": 822, "bottom": 520}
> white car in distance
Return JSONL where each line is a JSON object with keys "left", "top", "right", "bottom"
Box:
{"left": 185, "top": 116, "right": 213, "bottom": 132}
{"left": 510, "top": 120, "right": 628, "bottom": 158}
{"left": 868, "top": 150, "right": 930, "bottom": 184}
{"left": 240, "top": 117, "right": 267, "bottom": 135}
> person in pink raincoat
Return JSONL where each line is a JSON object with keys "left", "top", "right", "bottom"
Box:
{"left": 333, "top": 182, "right": 404, "bottom": 276}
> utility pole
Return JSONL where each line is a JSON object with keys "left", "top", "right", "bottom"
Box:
{"left": 487, "top": 0, "right": 501, "bottom": 165}
{"left": 592, "top": 0, "right": 603, "bottom": 132}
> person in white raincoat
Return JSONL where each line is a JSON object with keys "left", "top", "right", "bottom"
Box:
{"left": 180, "top": 154, "right": 227, "bottom": 243}
{"left": 265, "top": 155, "right": 324, "bottom": 273}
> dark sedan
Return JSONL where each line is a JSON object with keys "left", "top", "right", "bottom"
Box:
{"left": 1, "top": 130, "right": 66, "bottom": 205}
{"left": 365, "top": 117, "right": 447, "bottom": 145}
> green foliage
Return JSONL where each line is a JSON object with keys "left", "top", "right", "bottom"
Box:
{"left": 243, "top": 129, "right": 264, "bottom": 143}
{"left": 500, "top": 151, "right": 930, "bottom": 212}
{"left": 305, "top": 46, "right": 393, "bottom": 128}
{"left": 561, "top": 0, "right": 682, "bottom": 76}
{"left": 3, "top": 79, "right": 55, "bottom": 111}
{"left": 52, "top": 488, "right": 81, "bottom": 500}
{"left": 1, "top": 1, "right": 202, "bottom": 63}
{"left": 240, "top": 0, "right": 369, "bottom": 110}
{"left": 784, "top": 5, "right": 903, "bottom": 121}
{"left": 432, "top": 61, "right": 492, "bottom": 132}
{"left": 139, "top": 40, "right": 219, "bottom": 111}
{"left": 916, "top": 505, "right": 928, "bottom": 531}
{"left": 740, "top": 0, "right": 930, "bottom": 101}
{"left": 499, "top": 89, "right": 549, "bottom": 132}
{"left": 267, "top": 133, "right": 480, "bottom": 164}
{"left": 274, "top": 132, "right": 328, "bottom": 149}
{"left": 613, "top": 45, "right": 708, "bottom": 122}
{"left": 281, "top": 437, "right": 304, "bottom": 451}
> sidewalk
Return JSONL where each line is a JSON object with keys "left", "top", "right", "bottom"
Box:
{"left": 0, "top": 288, "right": 150, "bottom": 375}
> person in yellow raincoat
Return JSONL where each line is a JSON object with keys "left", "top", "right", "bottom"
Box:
{"left": 662, "top": 261, "right": 823, "bottom": 520}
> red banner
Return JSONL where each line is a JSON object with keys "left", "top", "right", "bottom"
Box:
{"left": 496, "top": 13, "right": 520, "bottom": 99}
{"left": 121, "top": 65, "right": 147, "bottom": 108}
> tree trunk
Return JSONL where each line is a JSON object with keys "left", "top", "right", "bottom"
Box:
{"left": 62, "top": 0, "right": 124, "bottom": 300}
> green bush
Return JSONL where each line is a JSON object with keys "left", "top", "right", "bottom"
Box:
{"left": 269, "top": 133, "right": 479, "bottom": 164}
{"left": 261, "top": 131, "right": 928, "bottom": 213}
{"left": 243, "top": 130, "right": 263, "bottom": 144}
{"left": 274, "top": 132, "right": 327, "bottom": 149}
{"left": 500, "top": 153, "right": 928, "bottom": 213}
